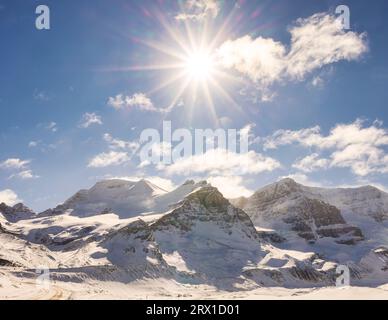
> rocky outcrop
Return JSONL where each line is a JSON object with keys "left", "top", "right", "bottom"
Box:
{"left": 0, "top": 202, "right": 35, "bottom": 222}
{"left": 152, "top": 186, "right": 259, "bottom": 241}
{"left": 282, "top": 198, "right": 364, "bottom": 244}
{"left": 360, "top": 246, "right": 388, "bottom": 274}
{"left": 236, "top": 179, "right": 364, "bottom": 244}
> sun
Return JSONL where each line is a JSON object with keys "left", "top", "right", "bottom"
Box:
{"left": 108, "top": 6, "right": 246, "bottom": 122}
{"left": 184, "top": 51, "right": 215, "bottom": 81}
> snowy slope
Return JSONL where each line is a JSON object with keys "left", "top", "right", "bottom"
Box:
{"left": 0, "top": 202, "right": 36, "bottom": 222}
{"left": 1, "top": 182, "right": 344, "bottom": 289}
{"left": 232, "top": 178, "right": 388, "bottom": 270}
{"left": 43, "top": 179, "right": 208, "bottom": 218}
{"left": 0, "top": 178, "right": 387, "bottom": 299}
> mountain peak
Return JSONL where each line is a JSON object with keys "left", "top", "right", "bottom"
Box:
{"left": 0, "top": 202, "right": 35, "bottom": 222}
{"left": 0, "top": 202, "right": 34, "bottom": 214}
{"left": 90, "top": 179, "right": 136, "bottom": 192}
{"left": 185, "top": 185, "right": 229, "bottom": 209}
{"left": 183, "top": 179, "right": 195, "bottom": 186}
{"left": 277, "top": 177, "right": 299, "bottom": 186}
{"left": 153, "top": 184, "right": 259, "bottom": 241}
{"left": 130, "top": 179, "right": 167, "bottom": 196}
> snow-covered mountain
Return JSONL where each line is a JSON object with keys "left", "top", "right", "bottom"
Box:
{"left": 0, "top": 202, "right": 35, "bottom": 222}
{"left": 237, "top": 178, "right": 388, "bottom": 223}
{"left": 42, "top": 179, "right": 208, "bottom": 218}
{"left": 0, "top": 178, "right": 387, "bottom": 298}
{"left": 231, "top": 178, "right": 388, "bottom": 266}
{"left": 232, "top": 179, "right": 362, "bottom": 242}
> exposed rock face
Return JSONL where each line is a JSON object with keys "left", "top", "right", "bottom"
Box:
{"left": 0, "top": 202, "right": 35, "bottom": 222}
{"left": 255, "top": 229, "right": 286, "bottom": 243}
{"left": 90, "top": 185, "right": 335, "bottom": 287}
{"left": 100, "top": 219, "right": 171, "bottom": 275}
{"left": 82, "top": 186, "right": 268, "bottom": 283}
{"left": 235, "top": 179, "right": 364, "bottom": 244}
{"left": 152, "top": 186, "right": 259, "bottom": 240}
{"left": 282, "top": 198, "right": 364, "bottom": 244}
{"left": 1, "top": 178, "right": 386, "bottom": 289}
{"left": 315, "top": 185, "right": 388, "bottom": 223}
{"left": 0, "top": 258, "right": 20, "bottom": 267}
{"left": 234, "top": 178, "right": 388, "bottom": 222}
{"left": 361, "top": 247, "right": 388, "bottom": 274}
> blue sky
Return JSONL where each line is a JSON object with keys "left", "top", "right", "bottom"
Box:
{"left": 1, "top": 0, "right": 388, "bottom": 211}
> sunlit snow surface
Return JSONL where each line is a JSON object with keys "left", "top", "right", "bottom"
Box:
{"left": 0, "top": 179, "right": 387, "bottom": 299}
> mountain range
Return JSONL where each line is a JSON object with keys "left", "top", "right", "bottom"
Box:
{"left": 0, "top": 178, "right": 387, "bottom": 298}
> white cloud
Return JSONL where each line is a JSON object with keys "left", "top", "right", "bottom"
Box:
{"left": 265, "top": 119, "right": 388, "bottom": 177}
{"left": 126, "top": 93, "right": 155, "bottom": 111}
{"left": 0, "top": 158, "right": 30, "bottom": 170}
{"left": 103, "top": 133, "right": 139, "bottom": 152}
{"left": 0, "top": 158, "right": 39, "bottom": 179}
{"left": 79, "top": 112, "right": 103, "bottom": 128}
{"left": 108, "top": 93, "right": 178, "bottom": 113}
{"left": 0, "top": 189, "right": 21, "bottom": 206}
{"left": 107, "top": 94, "right": 125, "bottom": 110}
{"left": 162, "top": 149, "right": 280, "bottom": 176}
{"left": 217, "top": 35, "right": 286, "bottom": 87}
{"left": 311, "top": 76, "right": 324, "bottom": 88}
{"left": 108, "top": 93, "right": 157, "bottom": 112}
{"left": 9, "top": 170, "right": 39, "bottom": 180}
{"left": 263, "top": 126, "right": 322, "bottom": 150}
{"left": 208, "top": 176, "right": 254, "bottom": 198}
{"left": 88, "top": 134, "right": 140, "bottom": 169}
{"left": 216, "top": 12, "right": 367, "bottom": 100}
{"left": 28, "top": 141, "right": 39, "bottom": 148}
{"left": 286, "top": 13, "right": 367, "bottom": 80}
{"left": 33, "top": 90, "right": 50, "bottom": 101}
{"left": 46, "top": 122, "right": 58, "bottom": 132}
{"left": 175, "top": 0, "right": 220, "bottom": 21}
{"left": 88, "top": 151, "right": 130, "bottom": 168}
{"left": 292, "top": 153, "right": 329, "bottom": 173}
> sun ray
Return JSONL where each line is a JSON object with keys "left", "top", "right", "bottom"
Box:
{"left": 153, "top": 10, "right": 192, "bottom": 56}
{"left": 113, "top": 5, "right": 250, "bottom": 125}
{"left": 132, "top": 37, "right": 188, "bottom": 62}
{"left": 186, "top": 80, "right": 200, "bottom": 125}
{"left": 147, "top": 70, "right": 188, "bottom": 95}
{"left": 164, "top": 76, "right": 192, "bottom": 114}
{"left": 200, "top": 15, "right": 211, "bottom": 51}
{"left": 208, "top": 76, "right": 248, "bottom": 119}
{"left": 208, "top": 3, "right": 241, "bottom": 51}
{"left": 97, "top": 63, "right": 186, "bottom": 73}
{"left": 177, "top": 1, "right": 198, "bottom": 52}
{"left": 202, "top": 80, "right": 220, "bottom": 127}
{"left": 213, "top": 69, "right": 251, "bottom": 87}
